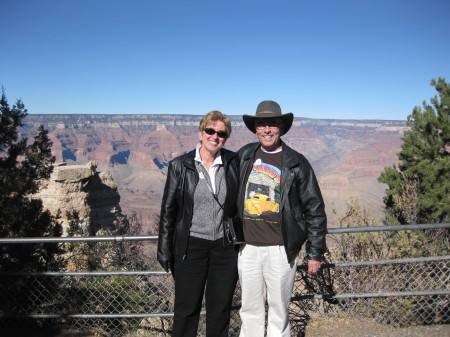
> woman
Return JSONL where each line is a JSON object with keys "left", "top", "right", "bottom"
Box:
{"left": 157, "top": 110, "right": 240, "bottom": 337}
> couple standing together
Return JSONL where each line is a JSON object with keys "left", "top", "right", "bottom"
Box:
{"left": 157, "top": 100, "right": 327, "bottom": 337}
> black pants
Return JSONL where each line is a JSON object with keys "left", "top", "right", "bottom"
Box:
{"left": 172, "top": 236, "right": 238, "bottom": 337}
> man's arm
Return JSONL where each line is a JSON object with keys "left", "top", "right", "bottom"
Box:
{"left": 300, "top": 159, "right": 328, "bottom": 262}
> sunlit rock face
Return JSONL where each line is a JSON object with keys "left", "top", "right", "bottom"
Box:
{"left": 35, "top": 161, "right": 126, "bottom": 235}
{"left": 24, "top": 114, "right": 407, "bottom": 230}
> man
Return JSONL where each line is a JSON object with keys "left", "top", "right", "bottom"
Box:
{"left": 237, "top": 100, "right": 327, "bottom": 337}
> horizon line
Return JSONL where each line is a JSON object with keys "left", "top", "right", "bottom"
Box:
{"left": 25, "top": 113, "right": 407, "bottom": 123}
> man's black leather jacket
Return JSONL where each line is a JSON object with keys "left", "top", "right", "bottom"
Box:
{"left": 157, "top": 148, "right": 239, "bottom": 271}
{"left": 237, "top": 141, "right": 327, "bottom": 263}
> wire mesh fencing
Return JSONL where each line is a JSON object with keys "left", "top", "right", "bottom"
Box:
{"left": 289, "top": 255, "right": 449, "bottom": 336}
{"left": 0, "top": 224, "right": 449, "bottom": 337}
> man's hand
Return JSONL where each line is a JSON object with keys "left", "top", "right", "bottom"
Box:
{"left": 307, "top": 259, "right": 321, "bottom": 274}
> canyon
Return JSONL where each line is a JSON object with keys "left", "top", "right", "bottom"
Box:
{"left": 21, "top": 114, "right": 408, "bottom": 232}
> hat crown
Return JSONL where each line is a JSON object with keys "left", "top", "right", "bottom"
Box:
{"left": 256, "top": 100, "right": 282, "bottom": 117}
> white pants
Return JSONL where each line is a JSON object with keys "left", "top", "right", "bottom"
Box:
{"left": 238, "top": 244, "right": 298, "bottom": 337}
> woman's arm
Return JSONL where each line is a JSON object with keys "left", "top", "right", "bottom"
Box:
{"left": 157, "top": 161, "right": 179, "bottom": 271}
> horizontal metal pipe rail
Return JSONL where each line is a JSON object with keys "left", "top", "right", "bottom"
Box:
{"left": 327, "top": 222, "right": 450, "bottom": 234}
{"left": 292, "top": 289, "right": 450, "bottom": 301}
{"left": 6, "top": 288, "right": 450, "bottom": 321}
{"left": 0, "top": 235, "right": 159, "bottom": 244}
{"left": 1, "top": 255, "right": 449, "bottom": 276}
{"left": 0, "top": 223, "right": 448, "bottom": 244}
{"left": 297, "top": 254, "right": 450, "bottom": 269}
{"left": 0, "top": 270, "right": 167, "bottom": 276}
{"left": 0, "top": 313, "right": 175, "bottom": 319}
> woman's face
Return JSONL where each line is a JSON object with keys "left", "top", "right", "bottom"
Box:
{"left": 198, "top": 120, "right": 228, "bottom": 154}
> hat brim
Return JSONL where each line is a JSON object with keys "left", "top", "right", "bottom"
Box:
{"left": 243, "top": 113, "right": 294, "bottom": 135}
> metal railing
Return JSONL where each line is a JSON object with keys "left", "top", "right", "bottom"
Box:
{"left": 1, "top": 223, "right": 449, "bottom": 336}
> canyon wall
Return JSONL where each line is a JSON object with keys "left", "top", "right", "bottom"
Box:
{"left": 22, "top": 114, "right": 408, "bottom": 230}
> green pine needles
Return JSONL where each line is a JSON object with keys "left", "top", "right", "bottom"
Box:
{"left": 379, "top": 77, "right": 450, "bottom": 225}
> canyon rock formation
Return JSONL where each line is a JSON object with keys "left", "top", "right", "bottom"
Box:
{"left": 23, "top": 114, "right": 408, "bottom": 231}
{"left": 35, "top": 160, "right": 126, "bottom": 235}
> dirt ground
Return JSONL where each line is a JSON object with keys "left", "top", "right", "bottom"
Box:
{"left": 5, "top": 319, "right": 450, "bottom": 337}
{"left": 305, "top": 318, "right": 450, "bottom": 337}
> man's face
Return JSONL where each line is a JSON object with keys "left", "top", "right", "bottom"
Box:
{"left": 255, "top": 118, "right": 283, "bottom": 152}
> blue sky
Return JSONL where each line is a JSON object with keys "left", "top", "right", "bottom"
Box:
{"left": 1, "top": 0, "right": 449, "bottom": 120}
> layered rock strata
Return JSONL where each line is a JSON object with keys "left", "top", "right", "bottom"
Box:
{"left": 36, "top": 161, "right": 125, "bottom": 235}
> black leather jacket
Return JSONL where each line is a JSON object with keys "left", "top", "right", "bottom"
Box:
{"left": 237, "top": 141, "right": 327, "bottom": 263}
{"left": 157, "top": 148, "right": 239, "bottom": 269}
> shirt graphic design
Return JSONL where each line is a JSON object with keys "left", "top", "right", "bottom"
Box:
{"left": 244, "top": 158, "right": 281, "bottom": 217}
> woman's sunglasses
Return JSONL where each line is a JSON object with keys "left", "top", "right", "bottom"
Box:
{"left": 204, "top": 128, "right": 228, "bottom": 139}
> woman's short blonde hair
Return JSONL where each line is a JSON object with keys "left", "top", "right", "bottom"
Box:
{"left": 199, "top": 110, "right": 231, "bottom": 138}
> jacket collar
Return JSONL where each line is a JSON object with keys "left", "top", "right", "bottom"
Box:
{"left": 281, "top": 142, "right": 300, "bottom": 170}
{"left": 182, "top": 150, "right": 196, "bottom": 170}
{"left": 183, "top": 147, "right": 235, "bottom": 170}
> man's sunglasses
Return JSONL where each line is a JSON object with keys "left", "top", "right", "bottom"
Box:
{"left": 204, "top": 128, "right": 228, "bottom": 138}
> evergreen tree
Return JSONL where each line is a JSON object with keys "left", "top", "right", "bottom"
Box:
{"left": 0, "top": 89, "right": 62, "bottom": 271}
{"left": 378, "top": 78, "right": 450, "bottom": 225}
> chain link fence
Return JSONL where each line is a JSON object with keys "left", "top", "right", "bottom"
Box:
{"left": 1, "top": 224, "right": 449, "bottom": 336}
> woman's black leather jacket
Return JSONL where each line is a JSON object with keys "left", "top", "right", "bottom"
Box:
{"left": 157, "top": 148, "right": 239, "bottom": 271}
{"left": 237, "top": 141, "right": 327, "bottom": 263}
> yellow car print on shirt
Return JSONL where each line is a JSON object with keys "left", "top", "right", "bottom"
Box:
{"left": 244, "top": 193, "right": 280, "bottom": 215}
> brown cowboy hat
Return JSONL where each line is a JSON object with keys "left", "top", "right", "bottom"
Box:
{"left": 243, "top": 100, "right": 294, "bottom": 134}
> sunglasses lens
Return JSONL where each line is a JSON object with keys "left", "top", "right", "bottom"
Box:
{"left": 204, "top": 128, "right": 228, "bottom": 138}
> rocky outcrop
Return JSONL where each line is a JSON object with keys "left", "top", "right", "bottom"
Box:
{"left": 36, "top": 161, "right": 126, "bottom": 235}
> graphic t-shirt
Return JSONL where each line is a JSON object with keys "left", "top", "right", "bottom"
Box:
{"left": 243, "top": 147, "right": 283, "bottom": 245}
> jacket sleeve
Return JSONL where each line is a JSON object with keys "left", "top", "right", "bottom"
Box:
{"left": 157, "top": 161, "right": 179, "bottom": 267}
{"left": 299, "top": 161, "right": 327, "bottom": 261}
